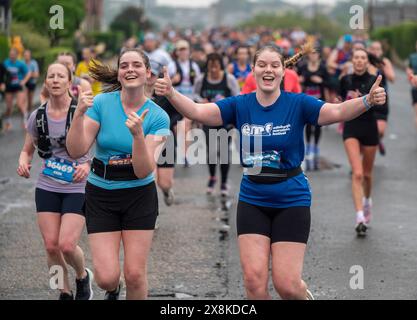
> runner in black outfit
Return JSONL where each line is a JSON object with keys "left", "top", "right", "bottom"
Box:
{"left": 339, "top": 48, "right": 379, "bottom": 236}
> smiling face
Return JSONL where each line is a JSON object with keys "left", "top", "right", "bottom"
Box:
{"left": 117, "top": 51, "right": 150, "bottom": 90}
{"left": 352, "top": 49, "right": 369, "bottom": 74}
{"left": 253, "top": 49, "right": 285, "bottom": 94}
{"left": 44, "top": 63, "right": 71, "bottom": 97}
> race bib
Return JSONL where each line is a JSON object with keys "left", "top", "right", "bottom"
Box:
{"left": 108, "top": 154, "right": 133, "bottom": 166}
{"left": 242, "top": 150, "right": 282, "bottom": 169}
{"left": 43, "top": 157, "right": 75, "bottom": 183}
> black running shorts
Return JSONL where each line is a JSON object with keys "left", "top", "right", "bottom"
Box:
{"left": 343, "top": 119, "right": 379, "bottom": 146}
{"left": 84, "top": 181, "right": 158, "bottom": 234}
{"left": 236, "top": 200, "right": 311, "bottom": 244}
{"left": 35, "top": 188, "right": 85, "bottom": 216}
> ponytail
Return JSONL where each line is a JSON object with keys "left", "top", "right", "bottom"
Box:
{"left": 284, "top": 41, "right": 315, "bottom": 68}
{"left": 89, "top": 60, "right": 121, "bottom": 93}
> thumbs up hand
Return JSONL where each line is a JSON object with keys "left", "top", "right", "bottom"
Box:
{"left": 366, "top": 75, "right": 386, "bottom": 106}
{"left": 154, "top": 66, "right": 174, "bottom": 98}
{"left": 77, "top": 85, "right": 94, "bottom": 114}
{"left": 125, "top": 109, "right": 149, "bottom": 138}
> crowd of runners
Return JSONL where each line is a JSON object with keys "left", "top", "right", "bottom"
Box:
{"left": 3, "top": 25, "right": 417, "bottom": 300}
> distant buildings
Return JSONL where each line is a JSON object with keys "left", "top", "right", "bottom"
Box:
{"left": 369, "top": 1, "right": 417, "bottom": 29}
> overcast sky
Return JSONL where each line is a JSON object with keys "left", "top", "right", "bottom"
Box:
{"left": 157, "top": 0, "right": 337, "bottom": 7}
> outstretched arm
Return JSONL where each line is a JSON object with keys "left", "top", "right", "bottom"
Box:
{"left": 154, "top": 67, "right": 223, "bottom": 126}
{"left": 318, "top": 75, "right": 386, "bottom": 126}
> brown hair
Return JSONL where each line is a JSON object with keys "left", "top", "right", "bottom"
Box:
{"left": 253, "top": 41, "right": 315, "bottom": 68}
{"left": 89, "top": 48, "right": 150, "bottom": 93}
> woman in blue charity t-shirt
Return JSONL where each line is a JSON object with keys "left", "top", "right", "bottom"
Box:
{"left": 155, "top": 45, "right": 386, "bottom": 300}
{"left": 66, "top": 48, "right": 169, "bottom": 300}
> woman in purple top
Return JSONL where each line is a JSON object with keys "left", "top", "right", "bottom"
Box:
{"left": 17, "top": 63, "right": 93, "bottom": 300}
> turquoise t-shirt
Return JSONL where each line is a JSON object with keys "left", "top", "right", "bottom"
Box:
{"left": 86, "top": 91, "right": 170, "bottom": 190}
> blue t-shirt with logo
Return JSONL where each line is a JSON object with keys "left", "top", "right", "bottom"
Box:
{"left": 216, "top": 91, "right": 325, "bottom": 208}
{"left": 3, "top": 59, "right": 28, "bottom": 88}
{"left": 86, "top": 91, "right": 170, "bottom": 190}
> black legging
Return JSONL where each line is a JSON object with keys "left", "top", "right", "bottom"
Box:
{"left": 305, "top": 124, "right": 322, "bottom": 145}
{"left": 203, "top": 125, "right": 231, "bottom": 184}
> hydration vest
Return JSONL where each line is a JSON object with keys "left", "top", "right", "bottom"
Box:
{"left": 35, "top": 99, "right": 77, "bottom": 159}
{"left": 172, "top": 59, "right": 196, "bottom": 86}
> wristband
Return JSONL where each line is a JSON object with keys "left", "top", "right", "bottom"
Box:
{"left": 362, "top": 95, "right": 372, "bottom": 111}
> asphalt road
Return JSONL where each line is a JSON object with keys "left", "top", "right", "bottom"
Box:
{"left": 1, "top": 69, "right": 416, "bottom": 300}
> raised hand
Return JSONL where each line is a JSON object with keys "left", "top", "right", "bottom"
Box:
{"left": 366, "top": 75, "right": 386, "bottom": 106}
{"left": 77, "top": 85, "right": 94, "bottom": 114}
{"left": 125, "top": 109, "right": 149, "bottom": 138}
{"left": 154, "top": 67, "right": 174, "bottom": 98}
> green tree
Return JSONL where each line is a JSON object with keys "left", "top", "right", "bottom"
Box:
{"left": 110, "top": 6, "right": 152, "bottom": 39}
{"left": 12, "top": 0, "right": 85, "bottom": 46}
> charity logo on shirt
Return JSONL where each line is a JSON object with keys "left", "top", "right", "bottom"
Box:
{"left": 241, "top": 123, "right": 291, "bottom": 136}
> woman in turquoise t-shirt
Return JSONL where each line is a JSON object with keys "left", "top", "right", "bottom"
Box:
{"left": 154, "top": 45, "right": 386, "bottom": 300}
{"left": 67, "top": 48, "right": 169, "bottom": 300}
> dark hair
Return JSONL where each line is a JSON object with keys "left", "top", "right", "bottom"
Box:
{"left": 353, "top": 48, "right": 384, "bottom": 68}
{"left": 89, "top": 48, "right": 150, "bottom": 93}
{"left": 206, "top": 52, "right": 225, "bottom": 71}
{"left": 236, "top": 45, "right": 250, "bottom": 56}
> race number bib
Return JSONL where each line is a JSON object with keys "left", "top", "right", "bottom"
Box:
{"left": 108, "top": 154, "right": 133, "bottom": 166}
{"left": 242, "top": 150, "right": 282, "bottom": 169}
{"left": 43, "top": 157, "right": 75, "bottom": 183}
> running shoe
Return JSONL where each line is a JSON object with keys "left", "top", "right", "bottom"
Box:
{"left": 59, "top": 291, "right": 74, "bottom": 300}
{"left": 355, "top": 220, "right": 368, "bottom": 236}
{"left": 104, "top": 283, "right": 121, "bottom": 300}
{"left": 378, "top": 141, "right": 386, "bottom": 156}
{"left": 163, "top": 188, "right": 175, "bottom": 206}
{"left": 220, "top": 183, "right": 229, "bottom": 197}
{"left": 75, "top": 268, "right": 94, "bottom": 300}
{"left": 206, "top": 177, "right": 217, "bottom": 195}
{"left": 306, "top": 289, "right": 315, "bottom": 300}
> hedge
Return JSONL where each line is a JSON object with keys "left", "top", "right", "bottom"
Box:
{"left": 372, "top": 22, "right": 417, "bottom": 60}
